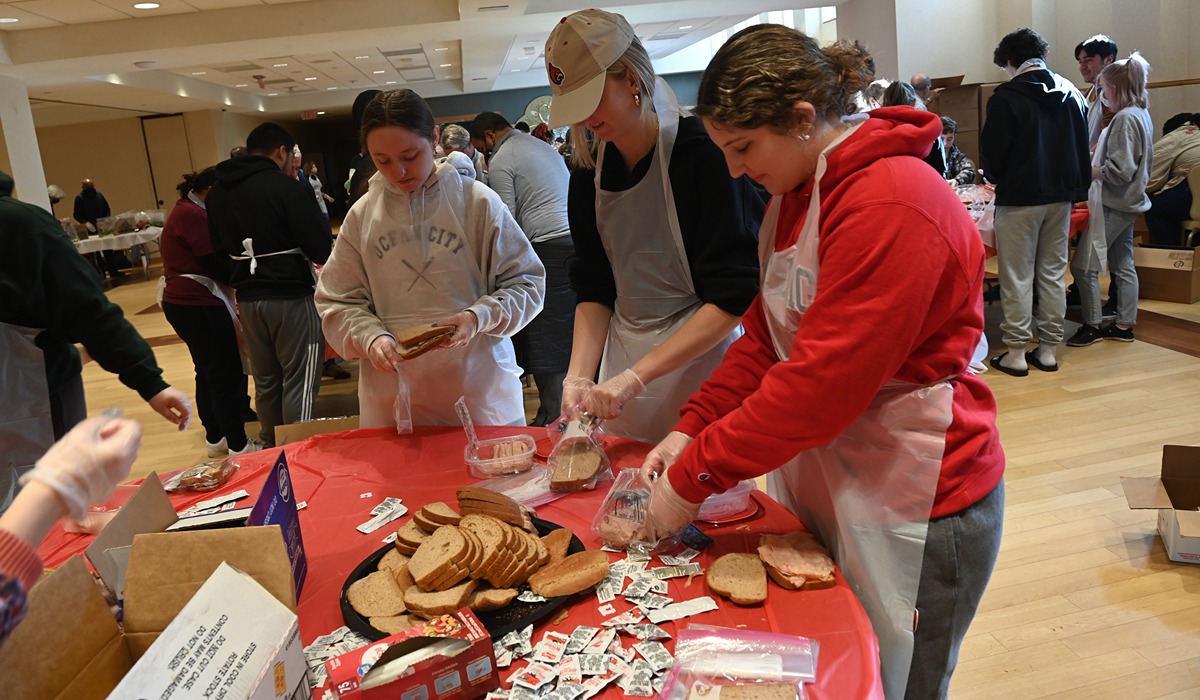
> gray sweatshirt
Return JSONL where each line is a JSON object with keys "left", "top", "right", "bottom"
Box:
{"left": 1099, "top": 106, "right": 1153, "bottom": 214}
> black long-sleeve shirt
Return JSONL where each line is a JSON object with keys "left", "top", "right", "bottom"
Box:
{"left": 566, "top": 116, "right": 764, "bottom": 316}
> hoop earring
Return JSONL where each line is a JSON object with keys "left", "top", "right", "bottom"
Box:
{"left": 633, "top": 92, "right": 641, "bottom": 107}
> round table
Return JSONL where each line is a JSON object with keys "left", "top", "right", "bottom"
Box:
{"left": 39, "top": 426, "right": 883, "bottom": 699}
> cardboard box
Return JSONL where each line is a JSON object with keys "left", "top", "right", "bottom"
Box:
{"left": 1122, "top": 445, "right": 1200, "bottom": 564}
{"left": 111, "top": 561, "right": 309, "bottom": 699}
{"left": 1133, "top": 243, "right": 1200, "bottom": 303}
{"left": 0, "top": 526, "right": 298, "bottom": 699}
{"left": 325, "top": 609, "right": 498, "bottom": 700}
{"left": 275, "top": 416, "right": 359, "bottom": 445}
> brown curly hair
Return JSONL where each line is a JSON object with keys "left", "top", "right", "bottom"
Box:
{"left": 694, "top": 24, "right": 875, "bottom": 133}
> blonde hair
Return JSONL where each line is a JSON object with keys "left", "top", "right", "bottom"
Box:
{"left": 568, "top": 37, "right": 657, "bottom": 170}
{"left": 1099, "top": 51, "right": 1151, "bottom": 110}
{"left": 694, "top": 24, "right": 874, "bottom": 133}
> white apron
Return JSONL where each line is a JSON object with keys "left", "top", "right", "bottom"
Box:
{"left": 594, "top": 79, "right": 741, "bottom": 444}
{"left": 760, "top": 122, "right": 950, "bottom": 699}
{"left": 0, "top": 323, "right": 55, "bottom": 512}
{"left": 358, "top": 165, "right": 525, "bottom": 429}
{"left": 1075, "top": 125, "right": 1111, "bottom": 273}
{"left": 157, "top": 273, "right": 252, "bottom": 374}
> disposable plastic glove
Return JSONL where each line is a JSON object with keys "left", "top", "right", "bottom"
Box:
{"left": 20, "top": 416, "right": 143, "bottom": 521}
{"left": 639, "top": 431, "right": 694, "bottom": 486}
{"left": 561, "top": 375, "right": 595, "bottom": 414}
{"left": 148, "top": 387, "right": 192, "bottom": 431}
{"left": 438, "top": 310, "right": 479, "bottom": 349}
{"left": 585, "top": 368, "right": 645, "bottom": 419}
{"left": 368, "top": 334, "right": 402, "bottom": 371}
{"left": 640, "top": 468, "right": 702, "bottom": 543}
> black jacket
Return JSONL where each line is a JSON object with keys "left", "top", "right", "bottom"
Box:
{"left": 73, "top": 189, "right": 109, "bottom": 225}
{"left": 206, "top": 155, "right": 331, "bottom": 301}
{"left": 980, "top": 68, "right": 1090, "bottom": 206}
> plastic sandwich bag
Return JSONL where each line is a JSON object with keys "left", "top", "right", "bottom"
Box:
{"left": 659, "top": 625, "right": 820, "bottom": 699}
{"left": 393, "top": 364, "right": 413, "bottom": 435}
{"left": 546, "top": 406, "right": 612, "bottom": 492}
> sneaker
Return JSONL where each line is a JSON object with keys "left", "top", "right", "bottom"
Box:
{"left": 1101, "top": 299, "right": 1118, "bottom": 320}
{"left": 205, "top": 437, "right": 228, "bottom": 458}
{"left": 229, "top": 437, "right": 267, "bottom": 455}
{"left": 1103, "top": 324, "right": 1135, "bottom": 342}
{"left": 1066, "top": 324, "right": 1105, "bottom": 347}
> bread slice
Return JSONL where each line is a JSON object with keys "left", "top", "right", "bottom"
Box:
{"left": 409, "top": 526, "right": 470, "bottom": 591}
{"left": 757, "top": 532, "right": 836, "bottom": 591}
{"left": 549, "top": 440, "right": 605, "bottom": 492}
{"left": 707, "top": 553, "right": 767, "bottom": 605}
{"left": 421, "top": 502, "right": 462, "bottom": 526}
{"left": 404, "top": 579, "right": 478, "bottom": 619}
{"left": 456, "top": 486, "right": 519, "bottom": 507}
{"left": 395, "top": 520, "right": 430, "bottom": 548}
{"left": 541, "top": 528, "right": 574, "bottom": 566}
{"left": 528, "top": 550, "right": 610, "bottom": 598}
{"left": 395, "top": 323, "right": 455, "bottom": 360}
{"left": 764, "top": 561, "right": 836, "bottom": 591}
{"left": 412, "top": 510, "right": 444, "bottom": 533}
{"left": 378, "top": 548, "right": 410, "bottom": 577}
{"left": 370, "top": 614, "right": 415, "bottom": 635}
{"left": 347, "top": 570, "right": 407, "bottom": 617}
{"left": 393, "top": 540, "right": 418, "bottom": 556}
{"left": 687, "top": 684, "right": 799, "bottom": 699}
{"left": 467, "top": 586, "right": 518, "bottom": 612}
{"left": 391, "top": 561, "right": 415, "bottom": 592}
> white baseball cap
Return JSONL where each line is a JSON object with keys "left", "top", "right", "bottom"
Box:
{"left": 544, "top": 9, "right": 636, "bottom": 128}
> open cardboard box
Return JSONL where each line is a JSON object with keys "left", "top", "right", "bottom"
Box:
{"left": 0, "top": 526, "right": 302, "bottom": 699}
{"left": 1133, "top": 243, "right": 1200, "bottom": 303}
{"left": 1122, "top": 445, "right": 1200, "bottom": 563}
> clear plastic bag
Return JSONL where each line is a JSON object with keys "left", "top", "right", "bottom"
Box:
{"left": 468, "top": 465, "right": 567, "bottom": 507}
{"left": 393, "top": 364, "right": 413, "bottom": 435}
{"left": 659, "top": 625, "right": 820, "bottom": 699}
{"left": 162, "top": 459, "right": 238, "bottom": 493}
{"left": 546, "top": 408, "right": 610, "bottom": 492}
{"left": 591, "top": 468, "right": 652, "bottom": 549}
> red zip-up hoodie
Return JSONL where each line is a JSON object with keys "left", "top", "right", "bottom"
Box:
{"left": 669, "top": 108, "right": 1004, "bottom": 519}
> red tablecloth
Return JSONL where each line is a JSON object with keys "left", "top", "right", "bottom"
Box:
{"left": 39, "top": 426, "right": 883, "bottom": 699}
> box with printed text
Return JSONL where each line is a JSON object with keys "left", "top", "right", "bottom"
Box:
{"left": 1122, "top": 444, "right": 1200, "bottom": 564}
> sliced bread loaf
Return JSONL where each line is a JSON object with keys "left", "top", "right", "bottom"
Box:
{"left": 528, "top": 550, "right": 610, "bottom": 598}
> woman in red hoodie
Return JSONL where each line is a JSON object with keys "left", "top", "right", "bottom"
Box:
{"left": 639, "top": 25, "right": 1005, "bottom": 699}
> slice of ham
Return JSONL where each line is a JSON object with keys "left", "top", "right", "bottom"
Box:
{"left": 758, "top": 531, "right": 835, "bottom": 589}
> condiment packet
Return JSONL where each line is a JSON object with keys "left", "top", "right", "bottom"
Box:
{"left": 578, "top": 653, "right": 612, "bottom": 676}
{"left": 601, "top": 607, "right": 646, "bottom": 627}
{"left": 494, "top": 647, "right": 514, "bottom": 669}
{"left": 577, "top": 674, "right": 617, "bottom": 700}
{"left": 179, "top": 489, "right": 249, "bottom": 517}
{"left": 580, "top": 628, "right": 617, "bottom": 656}
{"left": 484, "top": 692, "right": 510, "bottom": 700}
{"left": 601, "top": 544, "right": 623, "bottom": 553}
{"left": 564, "top": 626, "right": 600, "bottom": 655}
{"left": 618, "top": 623, "right": 671, "bottom": 641}
{"left": 599, "top": 654, "right": 630, "bottom": 681}
{"left": 518, "top": 590, "right": 549, "bottom": 603}
{"left": 622, "top": 576, "right": 656, "bottom": 600}
{"left": 558, "top": 654, "right": 583, "bottom": 684}
{"left": 597, "top": 603, "right": 616, "bottom": 616}
{"left": 650, "top": 563, "right": 701, "bottom": 579}
{"left": 381, "top": 532, "right": 397, "bottom": 544}
{"left": 511, "top": 662, "right": 557, "bottom": 691}
{"left": 621, "top": 559, "right": 649, "bottom": 581}
{"left": 625, "top": 548, "right": 652, "bottom": 563}
{"left": 617, "top": 659, "right": 655, "bottom": 697}
{"left": 543, "top": 684, "right": 586, "bottom": 700}
{"left": 595, "top": 572, "right": 622, "bottom": 603}
{"left": 532, "top": 631, "right": 571, "bottom": 665}
{"left": 635, "top": 593, "right": 673, "bottom": 611}
{"left": 646, "top": 595, "right": 719, "bottom": 624}
{"left": 369, "top": 496, "right": 403, "bottom": 515}
{"left": 632, "top": 640, "right": 675, "bottom": 672}
{"left": 658, "top": 547, "right": 701, "bottom": 566}
{"left": 608, "top": 639, "right": 636, "bottom": 663}
{"left": 356, "top": 503, "right": 409, "bottom": 534}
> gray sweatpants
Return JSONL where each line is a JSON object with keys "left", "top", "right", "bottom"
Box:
{"left": 994, "top": 203, "right": 1071, "bottom": 349}
{"left": 241, "top": 297, "right": 323, "bottom": 446}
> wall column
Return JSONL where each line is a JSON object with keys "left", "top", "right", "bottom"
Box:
{"left": 0, "top": 75, "right": 49, "bottom": 212}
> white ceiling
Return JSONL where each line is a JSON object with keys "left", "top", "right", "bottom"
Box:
{"left": 0, "top": 0, "right": 830, "bottom": 127}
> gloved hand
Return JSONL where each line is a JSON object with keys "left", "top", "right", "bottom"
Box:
{"left": 585, "top": 368, "right": 645, "bottom": 419}
{"left": 640, "top": 468, "right": 702, "bottom": 543}
{"left": 368, "top": 334, "right": 402, "bottom": 372}
{"left": 561, "top": 375, "right": 595, "bottom": 414}
{"left": 640, "top": 431, "right": 694, "bottom": 486}
{"left": 20, "top": 416, "right": 143, "bottom": 521}
{"left": 148, "top": 387, "right": 192, "bottom": 431}
{"left": 438, "top": 310, "right": 479, "bottom": 349}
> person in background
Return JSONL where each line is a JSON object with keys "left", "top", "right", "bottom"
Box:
{"left": 545, "top": 8, "right": 763, "bottom": 444}
{"left": 305, "top": 161, "right": 335, "bottom": 236}
{"left": 531, "top": 122, "right": 555, "bottom": 145}
{"left": 862, "top": 78, "right": 889, "bottom": 110}
{"left": 638, "top": 24, "right": 1003, "bottom": 698}
{"left": 469, "top": 111, "right": 576, "bottom": 426}
{"left": 206, "top": 122, "right": 331, "bottom": 447}
{"left": 910, "top": 72, "right": 942, "bottom": 109}
{"left": 882, "top": 82, "right": 947, "bottom": 176}
{"left": 159, "top": 167, "right": 262, "bottom": 458}
{"left": 46, "top": 185, "right": 64, "bottom": 217}
{"left": 0, "top": 169, "right": 191, "bottom": 511}
{"left": 438, "top": 124, "right": 487, "bottom": 183}
{"left": 1145, "top": 113, "right": 1200, "bottom": 245}
{"left": 347, "top": 90, "right": 383, "bottom": 208}
{"left": 941, "top": 116, "right": 977, "bottom": 186}
{"left": 229, "top": 146, "right": 247, "bottom": 159}
{"left": 315, "top": 90, "right": 545, "bottom": 428}
{"left": 1067, "top": 53, "right": 1153, "bottom": 347}
{"left": 0, "top": 415, "right": 141, "bottom": 649}
{"left": 981, "top": 28, "right": 1090, "bottom": 377}
{"left": 1076, "top": 34, "right": 1119, "bottom": 148}
{"left": 73, "top": 178, "right": 124, "bottom": 281}
{"left": 514, "top": 121, "right": 531, "bottom": 133}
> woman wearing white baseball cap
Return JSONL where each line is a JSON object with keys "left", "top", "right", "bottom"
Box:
{"left": 546, "top": 8, "right": 763, "bottom": 443}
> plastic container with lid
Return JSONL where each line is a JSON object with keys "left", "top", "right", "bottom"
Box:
{"left": 696, "top": 479, "right": 758, "bottom": 521}
{"left": 464, "top": 433, "right": 537, "bottom": 479}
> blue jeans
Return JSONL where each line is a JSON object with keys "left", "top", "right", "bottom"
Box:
{"left": 1070, "top": 207, "right": 1139, "bottom": 327}
{"left": 904, "top": 481, "right": 1005, "bottom": 700}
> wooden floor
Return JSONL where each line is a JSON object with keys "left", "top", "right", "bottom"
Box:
{"left": 81, "top": 268, "right": 1200, "bottom": 698}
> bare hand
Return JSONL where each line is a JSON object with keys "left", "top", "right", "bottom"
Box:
{"left": 148, "top": 387, "right": 191, "bottom": 431}
{"left": 368, "top": 335, "right": 401, "bottom": 372}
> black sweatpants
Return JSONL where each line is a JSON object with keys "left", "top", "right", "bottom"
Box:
{"left": 163, "top": 301, "right": 252, "bottom": 450}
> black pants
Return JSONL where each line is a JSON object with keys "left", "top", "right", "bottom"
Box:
{"left": 49, "top": 372, "right": 88, "bottom": 439}
{"left": 163, "top": 302, "right": 252, "bottom": 450}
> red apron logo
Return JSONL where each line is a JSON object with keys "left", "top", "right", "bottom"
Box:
{"left": 548, "top": 61, "right": 565, "bottom": 86}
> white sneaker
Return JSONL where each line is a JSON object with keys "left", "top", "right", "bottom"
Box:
{"left": 229, "top": 438, "right": 267, "bottom": 455}
{"left": 205, "top": 437, "right": 228, "bottom": 458}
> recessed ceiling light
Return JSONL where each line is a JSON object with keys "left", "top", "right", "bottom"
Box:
{"left": 235, "top": 83, "right": 248, "bottom": 87}
{"left": 435, "top": 47, "right": 449, "bottom": 52}
{"left": 0, "top": 18, "right": 20, "bottom": 23}
{"left": 326, "top": 86, "right": 337, "bottom": 90}
{"left": 317, "top": 111, "right": 326, "bottom": 115}
{"left": 267, "top": 92, "right": 278, "bottom": 96}
{"left": 304, "top": 77, "right": 316, "bottom": 81}
{"left": 440, "top": 63, "right": 452, "bottom": 68}
{"left": 133, "top": 2, "right": 159, "bottom": 9}
{"left": 373, "top": 70, "right": 385, "bottom": 74}
{"left": 679, "top": 25, "right": 693, "bottom": 29}
{"left": 273, "top": 63, "right": 287, "bottom": 67}
{"left": 355, "top": 55, "right": 369, "bottom": 60}
{"left": 385, "top": 81, "right": 397, "bottom": 85}
{"left": 191, "top": 71, "right": 206, "bottom": 76}
{"left": 511, "top": 69, "right": 520, "bottom": 73}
